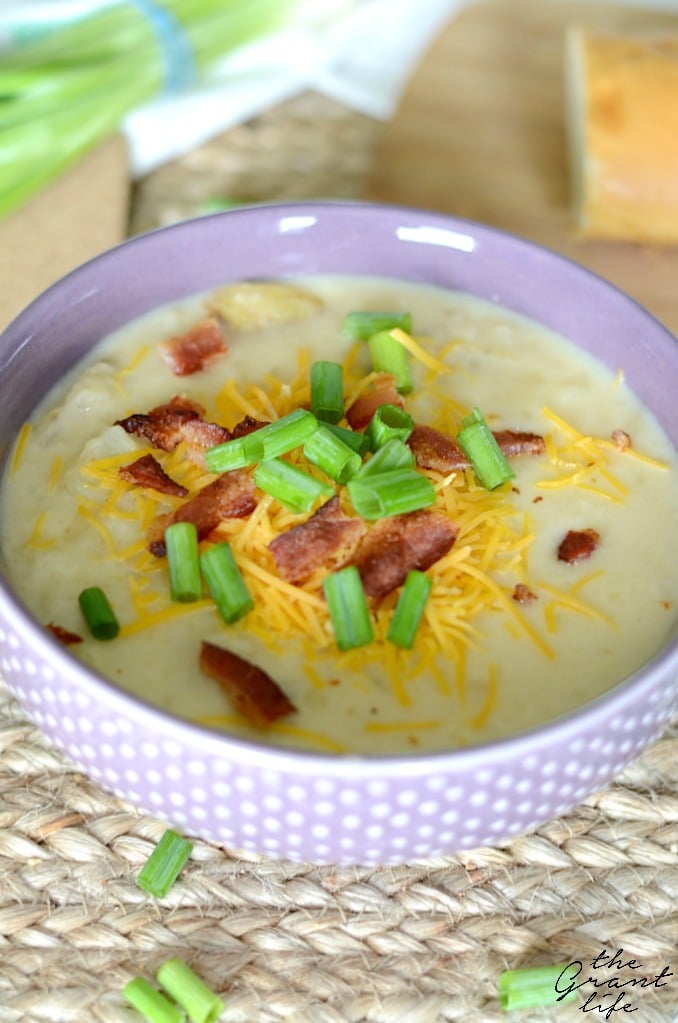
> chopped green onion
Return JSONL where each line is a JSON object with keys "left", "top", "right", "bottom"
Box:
{"left": 348, "top": 469, "right": 436, "bottom": 519}
{"left": 205, "top": 408, "right": 318, "bottom": 473}
{"left": 324, "top": 423, "right": 371, "bottom": 456}
{"left": 254, "top": 458, "right": 333, "bottom": 513}
{"left": 136, "top": 829, "right": 194, "bottom": 899}
{"left": 156, "top": 958, "right": 224, "bottom": 1023}
{"left": 364, "top": 403, "right": 414, "bottom": 451}
{"left": 323, "top": 566, "right": 374, "bottom": 650}
{"left": 123, "top": 977, "right": 185, "bottom": 1023}
{"left": 200, "top": 543, "right": 254, "bottom": 625}
{"left": 457, "top": 407, "right": 515, "bottom": 490}
{"left": 310, "top": 360, "right": 344, "bottom": 424}
{"left": 165, "top": 523, "right": 202, "bottom": 603}
{"left": 387, "top": 570, "right": 432, "bottom": 649}
{"left": 303, "top": 425, "right": 362, "bottom": 484}
{"left": 367, "top": 330, "right": 413, "bottom": 394}
{"left": 343, "top": 311, "right": 412, "bottom": 340}
{"left": 78, "top": 586, "right": 119, "bottom": 640}
{"left": 356, "top": 437, "right": 415, "bottom": 478}
{"left": 498, "top": 964, "right": 580, "bottom": 1011}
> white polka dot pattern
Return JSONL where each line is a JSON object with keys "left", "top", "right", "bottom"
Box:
{"left": 0, "top": 611, "right": 676, "bottom": 866}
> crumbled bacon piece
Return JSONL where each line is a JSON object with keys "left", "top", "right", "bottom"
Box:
{"left": 408, "top": 423, "right": 469, "bottom": 472}
{"left": 200, "top": 641, "right": 295, "bottom": 728}
{"left": 47, "top": 623, "right": 83, "bottom": 645}
{"left": 149, "top": 471, "right": 256, "bottom": 556}
{"left": 269, "top": 495, "right": 367, "bottom": 585}
{"left": 557, "top": 528, "right": 601, "bottom": 564}
{"left": 350, "top": 509, "right": 458, "bottom": 600}
{"left": 115, "top": 395, "right": 230, "bottom": 454}
{"left": 232, "top": 415, "right": 269, "bottom": 438}
{"left": 492, "top": 429, "right": 546, "bottom": 459}
{"left": 118, "top": 453, "right": 188, "bottom": 497}
{"left": 612, "top": 429, "right": 632, "bottom": 451}
{"left": 408, "top": 423, "right": 546, "bottom": 472}
{"left": 160, "top": 317, "right": 227, "bottom": 376}
{"left": 345, "top": 374, "right": 404, "bottom": 430}
{"left": 512, "top": 583, "right": 538, "bottom": 605}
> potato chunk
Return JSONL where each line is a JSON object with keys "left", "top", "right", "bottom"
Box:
{"left": 207, "top": 281, "right": 323, "bottom": 332}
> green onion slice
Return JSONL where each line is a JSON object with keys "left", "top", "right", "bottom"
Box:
{"left": 136, "top": 828, "right": 194, "bottom": 899}
{"left": 343, "top": 311, "right": 412, "bottom": 340}
{"left": 200, "top": 542, "right": 254, "bottom": 624}
{"left": 364, "top": 403, "right": 414, "bottom": 451}
{"left": 348, "top": 469, "right": 435, "bottom": 520}
{"left": 456, "top": 407, "right": 515, "bottom": 490}
{"left": 254, "top": 458, "right": 334, "bottom": 513}
{"left": 78, "top": 586, "right": 120, "bottom": 640}
{"left": 123, "top": 977, "right": 186, "bottom": 1023}
{"left": 165, "top": 522, "right": 202, "bottom": 603}
{"left": 367, "top": 330, "right": 413, "bottom": 394}
{"left": 303, "top": 425, "right": 362, "bottom": 484}
{"left": 310, "top": 360, "right": 344, "bottom": 424}
{"left": 387, "top": 570, "right": 432, "bottom": 649}
{"left": 205, "top": 408, "right": 318, "bottom": 473}
{"left": 156, "top": 958, "right": 224, "bottom": 1023}
{"left": 324, "top": 422, "right": 371, "bottom": 456}
{"left": 323, "top": 566, "right": 374, "bottom": 650}
{"left": 356, "top": 437, "right": 415, "bottom": 478}
{"left": 498, "top": 964, "right": 580, "bottom": 1011}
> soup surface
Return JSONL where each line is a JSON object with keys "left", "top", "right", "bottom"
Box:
{"left": 2, "top": 276, "right": 677, "bottom": 754}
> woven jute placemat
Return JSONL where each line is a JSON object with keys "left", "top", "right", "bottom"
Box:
{"left": 2, "top": 92, "right": 677, "bottom": 1022}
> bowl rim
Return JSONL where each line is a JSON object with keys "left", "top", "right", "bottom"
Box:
{"left": 1, "top": 198, "right": 677, "bottom": 776}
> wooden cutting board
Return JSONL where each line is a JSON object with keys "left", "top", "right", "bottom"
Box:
{"left": 367, "top": 0, "right": 678, "bottom": 336}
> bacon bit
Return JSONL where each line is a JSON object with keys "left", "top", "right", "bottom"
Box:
{"left": 345, "top": 374, "right": 404, "bottom": 430}
{"left": 149, "top": 471, "right": 256, "bottom": 556}
{"left": 232, "top": 415, "right": 269, "bottom": 438}
{"left": 492, "top": 430, "right": 546, "bottom": 459}
{"left": 160, "top": 317, "right": 227, "bottom": 376}
{"left": 512, "top": 583, "right": 538, "bottom": 605}
{"left": 350, "top": 509, "right": 458, "bottom": 601}
{"left": 118, "top": 453, "right": 188, "bottom": 497}
{"left": 269, "top": 495, "right": 368, "bottom": 585}
{"left": 612, "top": 429, "right": 632, "bottom": 451}
{"left": 115, "top": 395, "right": 231, "bottom": 454}
{"left": 408, "top": 424, "right": 545, "bottom": 472}
{"left": 557, "top": 528, "right": 601, "bottom": 565}
{"left": 200, "top": 640, "right": 295, "bottom": 728}
{"left": 408, "top": 423, "right": 469, "bottom": 472}
{"left": 47, "top": 623, "right": 83, "bottom": 645}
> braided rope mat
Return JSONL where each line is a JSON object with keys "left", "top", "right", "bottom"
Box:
{"left": 2, "top": 92, "right": 677, "bottom": 1022}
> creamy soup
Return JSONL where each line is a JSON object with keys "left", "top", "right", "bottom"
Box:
{"left": 2, "top": 276, "right": 677, "bottom": 754}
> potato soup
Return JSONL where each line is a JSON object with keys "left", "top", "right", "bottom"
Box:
{"left": 2, "top": 276, "right": 677, "bottom": 754}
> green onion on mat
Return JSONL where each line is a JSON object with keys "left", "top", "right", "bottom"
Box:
{"left": 78, "top": 586, "right": 120, "bottom": 640}
{"left": 136, "top": 828, "right": 194, "bottom": 898}
{"left": 0, "top": 0, "right": 303, "bottom": 221}
{"left": 123, "top": 977, "right": 186, "bottom": 1023}
{"left": 200, "top": 542, "right": 253, "bottom": 624}
{"left": 498, "top": 963, "right": 579, "bottom": 1011}
{"left": 457, "top": 407, "right": 515, "bottom": 490}
{"left": 387, "top": 570, "right": 432, "bottom": 649}
{"left": 165, "top": 522, "right": 202, "bottom": 603}
{"left": 323, "top": 565, "right": 373, "bottom": 651}
{"left": 156, "top": 958, "right": 224, "bottom": 1023}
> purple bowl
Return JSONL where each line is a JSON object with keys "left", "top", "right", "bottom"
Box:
{"left": 0, "top": 201, "right": 676, "bottom": 865}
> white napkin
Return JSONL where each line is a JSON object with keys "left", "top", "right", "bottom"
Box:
{"left": 122, "top": 0, "right": 464, "bottom": 177}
